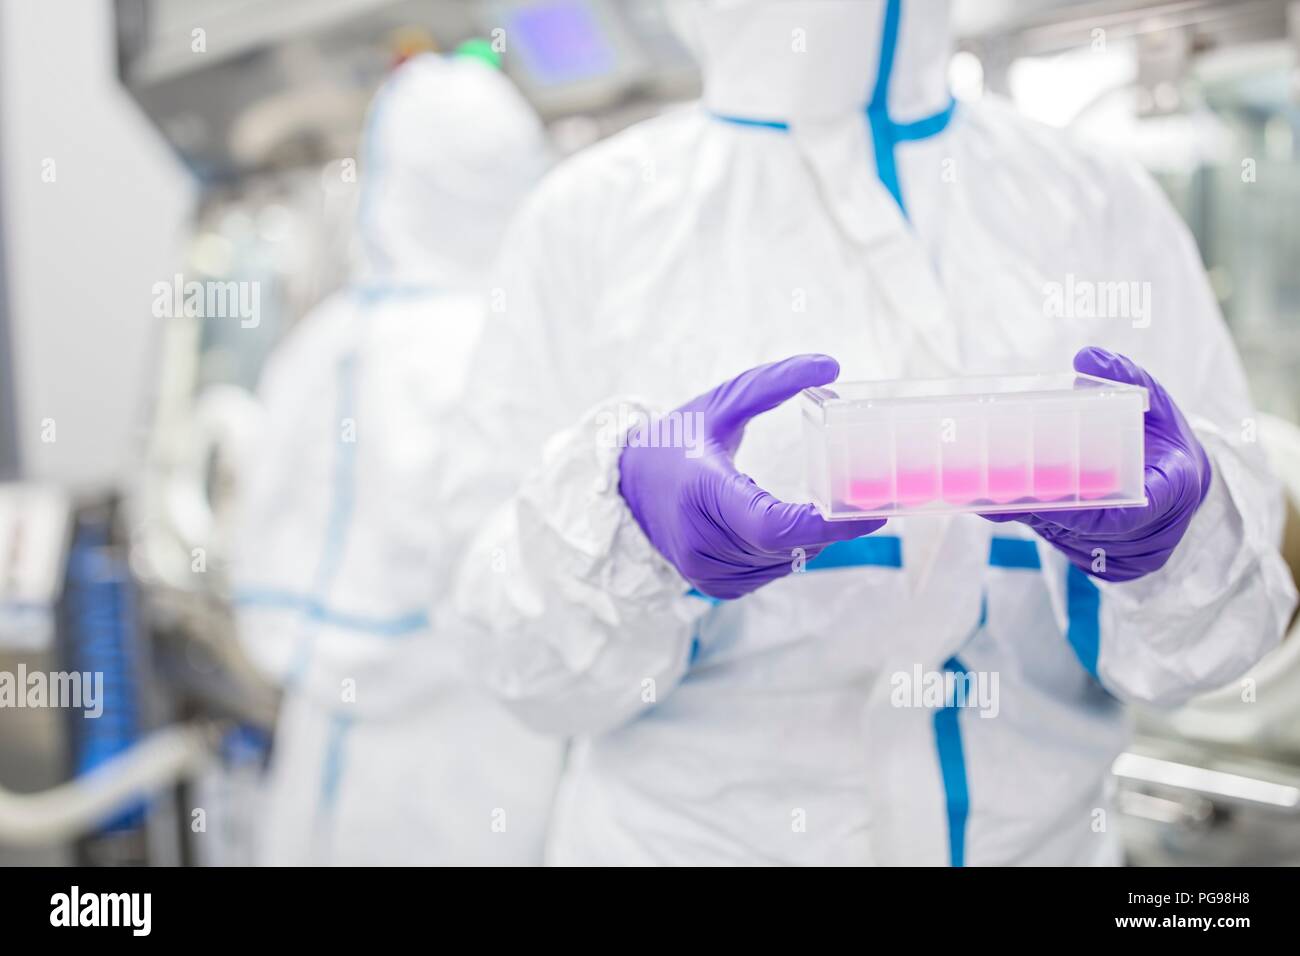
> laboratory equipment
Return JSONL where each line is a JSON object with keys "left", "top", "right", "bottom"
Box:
{"left": 802, "top": 371, "right": 1149, "bottom": 520}
{"left": 0, "top": 485, "right": 71, "bottom": 651}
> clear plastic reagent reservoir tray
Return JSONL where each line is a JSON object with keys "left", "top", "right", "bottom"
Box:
{"left": 802, "top": 372, "right": 1149, "bottom": 520}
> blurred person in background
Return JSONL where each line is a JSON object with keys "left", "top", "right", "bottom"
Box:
{"left": 232, "top": 46, "right": 561, "bottom": 865}
{"left": 447, "top": 0, "right": 1295, "bottom": 866}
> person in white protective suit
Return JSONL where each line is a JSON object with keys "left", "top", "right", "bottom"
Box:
{"left": 446, "top": 0, "right": 1297, "bottom": 866}
{"left": 233, "top": 49, "right": 562, "bottom": 865}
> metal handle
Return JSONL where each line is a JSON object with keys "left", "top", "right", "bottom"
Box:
{"left": 1113, "top": 751, "right": 1300, "bottom": 814}
{"left": 0, "top": 723, "right": 215, "bottom": 846}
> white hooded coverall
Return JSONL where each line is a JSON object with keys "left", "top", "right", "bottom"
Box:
{"left": 234, "top": 53, "right": 562, "bottom": 865}
{"left": 448, "top": 0, "right": 1296, "bottom": 866}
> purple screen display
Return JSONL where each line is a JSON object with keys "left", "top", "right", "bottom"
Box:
{"left": 508, "top": 2, "right": 616, "bottom": 84}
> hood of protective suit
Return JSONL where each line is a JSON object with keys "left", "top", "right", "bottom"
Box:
{"left": 672, "top": 0, "right": 952, "bottom": 124}
{"left": 356, "top": 52, "right": 551, "bottom": 288}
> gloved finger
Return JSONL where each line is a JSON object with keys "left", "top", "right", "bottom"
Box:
{"left": 750, "top": 501, "right": 886, "bottom": 552}
{"left": 1142, "top": 444, "right": 1205, "bottom": 519}
{"left": 1073, "top": 346, "right": 1151, "bottom": 388}
{"left": 1073, "top": 346, "right": 1175, "bottom": 421}
{"left": 728, "top": 478, "right": 883, "bottom": 552}
{"left": 1016, "top": 506, "right": 1144, "bottom": 537}
{"left": 982, "top": 498, "right": 1150, "bottom": 534}
{"left": 704, "top": 354, "right": 841, "bottom": 442}
{"left": 976, "top": 511, "right": 1028, "bottom": 523}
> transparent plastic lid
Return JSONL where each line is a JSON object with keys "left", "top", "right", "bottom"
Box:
{"left": 800, "top": 370, "right": 1151, "bottom": 520}
{"left": 803, "top": 372, "right": 1149, "bottom": 411}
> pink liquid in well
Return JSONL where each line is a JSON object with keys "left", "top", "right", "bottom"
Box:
{"left": 842, "top": 465, "right": 1121, "bottom": 513}
{"left": 942, "top": 466, "right": 982, "bottom": 503}
{"left": 1033, "top": 463, "right": 1075, "bottom": 500}
{"left": 896, "top": 468, "right": 939, "bottom": 506}
{"left": 987, "top": 465, "right": 1030, "bottom": 503}
{"left": 847, "top": 477, "right": 892, "bottom": 510}
{"left": 1079, "top": 467, "right": 1119, "bottom": 499}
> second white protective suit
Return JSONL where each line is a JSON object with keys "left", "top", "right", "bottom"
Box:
{"left": 234, "top": 52, "right": 561, "bottom": 865}
{"left": 448, "top": 0, "right": 1296, "bottom": 865}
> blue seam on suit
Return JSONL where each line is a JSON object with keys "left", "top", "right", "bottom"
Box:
{"left": 232, "top": 589, "right": 428, "bottom": 638}
{"left": 934, "top": 653, "right": 971, "bottom": 867}
{"left": 1065, "top": 564, "right": 1102, "bottom": 679}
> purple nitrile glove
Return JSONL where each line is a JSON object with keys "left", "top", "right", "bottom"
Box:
{"left": 984, "top": 346, "right": 1212, "bottom": 583}
{"left": 618, "top": 354, "right": 885, "bottom": 600}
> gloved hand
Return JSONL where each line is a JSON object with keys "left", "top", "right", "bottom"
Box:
{"left": 619, "top": 354, "right": 885, "bottom": 600}
{"left": 985, "top": 347, "right": 1212, "bottom": 583}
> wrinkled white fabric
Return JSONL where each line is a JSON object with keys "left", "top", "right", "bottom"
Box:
{"left": 450, "top": 0, "right": 1295, "bottom": 865}
{"left": 234, "top": 53, "right": 561, "bottom": 865}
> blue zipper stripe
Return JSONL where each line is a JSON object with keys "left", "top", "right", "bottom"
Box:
{"left": 934, "top": 653, "right": 971, "bottom": 867}
{"left": 1065, "top": 564, "right": 1102, "bottom": 678}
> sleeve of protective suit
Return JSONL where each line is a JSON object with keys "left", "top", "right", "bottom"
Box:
{"left": 1046, "top": 156, "right": 1297, "bottom": 708}
{"left": 445, "top": 177, "right": 707, "bottom": 737}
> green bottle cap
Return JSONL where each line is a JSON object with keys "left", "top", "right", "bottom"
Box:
{"left": 454, "top": 38, "right": 501, "bottom": 70}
